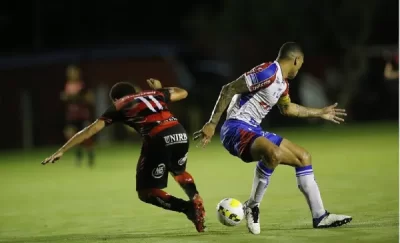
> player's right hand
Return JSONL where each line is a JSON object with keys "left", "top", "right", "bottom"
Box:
{"left": 193, "top": 122, "right": 216, "bottom": 148}
{"left": 146, "top": 78, "right": 163, "bottom": 89}
{"left": 41, "top": 151, "right": 64, "bottom": 165}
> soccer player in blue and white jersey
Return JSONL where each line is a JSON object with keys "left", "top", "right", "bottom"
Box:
{"left": 194, "top": 42, "right": 352, "bottom": 234}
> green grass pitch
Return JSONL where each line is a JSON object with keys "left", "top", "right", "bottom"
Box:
{"left": 0, "top": 122, "right": 398, "bottom": 243}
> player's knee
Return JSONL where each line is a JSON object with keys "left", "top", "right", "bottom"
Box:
{"left": 252, "top": 137, "right": 282, "bottom": 167}
{"left": 299, "top": 151, "right": 312, "bottom": 166}
{"left": 269, "top": 147, "right": 283, "bottom": 167}
{"left": 137, "top": 189, "right": 150, "bottom": 203}
{"left": 260, "top": 147, "right": 282, "bottom": 168}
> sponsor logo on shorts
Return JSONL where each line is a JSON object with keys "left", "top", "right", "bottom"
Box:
{"left": 152, "top": 163, "right": 166, "bottom": 179}
{"left": 164, "top": 133, "right": 188, "bottom": 146}
{"left": 178, "top": 153, "right": 188, "bottom": 166}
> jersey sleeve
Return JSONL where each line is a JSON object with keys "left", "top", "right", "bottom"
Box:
{"left": 243, "top": 63, "right": 278, "bottom": 92}
{"left": 159, "top": 88, "right": 171, "bottom": 103}
{"left": 99, "top": 105, "right": 123, "bottom": 125}
{"left": 277, "top": 81, "right": 291, "bottom": 106}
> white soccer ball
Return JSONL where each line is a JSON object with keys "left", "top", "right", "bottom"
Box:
{"left": 216, "top": 198, "right": 244, "bottom": 226}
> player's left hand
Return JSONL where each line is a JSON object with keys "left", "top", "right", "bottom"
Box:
{"left": 193, "top": 122, "right": 216, "bottom": 148}
{"left": 41, "top": 151, "right": 64, "bottom": 165}
{"left": 147, "top": 78, "right": 163, "bottom": 89}
{"left": 320, "top": 102, "right": 347, "bottom": 124}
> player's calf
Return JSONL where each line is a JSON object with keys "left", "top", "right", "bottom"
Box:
{"left": 244, "top": 136, "right": 283, "bottom": 235}
{"left": 172, "top": 171, "right": 206, "bottom": 232}
{"left": 280, "top": 138, "right": 352, "bottom": 227}
{"left": 172, "top": 171, "right": 199, "bottom": 200}
{"left": 137, "top": 188, "right": 206, "bottom": 232}
{"left": 137, "top": 188, "right": 190, "bottom": 213}
{"left": 279, "top": 139, "right": 326, "bottom": 219}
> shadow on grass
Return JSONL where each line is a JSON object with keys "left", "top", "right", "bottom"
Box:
{"left": 3, "top": 223, "right": 391, "bottom": 243}
{"left": 0, "top": 230, "right": 227, "bottom": 243}
{"left": 0, "top": 226, "right": 318, "bottom": 243}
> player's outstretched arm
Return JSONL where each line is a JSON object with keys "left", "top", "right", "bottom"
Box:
{"left": 207, "top": 75, "right": 249, "bottom": 125}
{"left": 278, "top": 98, "right": 347, "bottom": 124}
{"left": 41, "top": 120, "right": 106, "bottom": 165}
{"left": 193, "top": 75, "right": 249, "bottom": 146}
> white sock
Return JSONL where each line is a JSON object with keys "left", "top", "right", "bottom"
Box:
{"left": 247, "top": 161, "right": 274, "bottom": 208}
{"left": 296, "top": 165, "right": 326, "bottom": 218}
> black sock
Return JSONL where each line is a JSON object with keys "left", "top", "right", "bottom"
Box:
{"left": 180, "top": 183, "right": 199, "bottom": 200}
{"left": 88, "top": 150, "right": 95, "bottom": 167}
{"left": 138, "top": 189, "right": 191, "bottom": 213}
{"left": 173, "top": 171, "right": 199, "bottom": 200}
{"left": 76, "top": 148, "right": 83, "bottom": 164}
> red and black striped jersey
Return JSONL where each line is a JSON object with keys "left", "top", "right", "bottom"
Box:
{"left": 99, "top": 89, "right": 179, "bottom": 137}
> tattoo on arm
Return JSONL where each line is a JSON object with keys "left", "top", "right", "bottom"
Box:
{"left": 292, "top": 103, "right": 322, "bottom": 118}
{"left": 208, "top": 75, "right": 249, "bottom": 125}
{"left": 279, "top": 102, "right": 322, "bottom": 118}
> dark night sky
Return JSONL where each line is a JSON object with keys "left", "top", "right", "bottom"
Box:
{"left": 0, "top": 0, "right": 397, "bottom": 55}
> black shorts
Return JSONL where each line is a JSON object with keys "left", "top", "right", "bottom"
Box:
{"left": 136, "top": 124, "right": 189, "bottom": 191}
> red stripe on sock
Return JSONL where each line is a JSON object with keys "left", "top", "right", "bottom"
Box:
{"left": 174, "top": 171, "right": 194, "bottom": 184}
{"left": 139, "top": 188, "right": 171, "bottom": 200}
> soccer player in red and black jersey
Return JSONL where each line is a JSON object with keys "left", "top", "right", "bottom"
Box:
{"left": 42, "top": 79, "right": 206, "bottom": 232}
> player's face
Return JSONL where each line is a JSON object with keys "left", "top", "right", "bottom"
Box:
{"left": 288, "top": 55, "right": 304, "bottom": 79}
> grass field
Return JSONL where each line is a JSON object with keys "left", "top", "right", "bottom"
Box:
{"left": 0, "top": 122, "right": 398, "bottom": 243}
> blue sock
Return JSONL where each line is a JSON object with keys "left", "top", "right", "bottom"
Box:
{"left": 247, "top": 161, "right": 274, "bottom": 208}
{"left": 296, "top": 165, "right": 326, "bottom": 218}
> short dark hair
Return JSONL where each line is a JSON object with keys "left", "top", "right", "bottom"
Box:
{"left": 277, "top": 42, "right": 303, "bottom": 60}
{"left": 109, "top": 82, "right": 137, "bottom": 100}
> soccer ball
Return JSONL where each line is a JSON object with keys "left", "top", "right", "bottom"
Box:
{"left": 216, "top": 198, "right": 244, "bottom": 226}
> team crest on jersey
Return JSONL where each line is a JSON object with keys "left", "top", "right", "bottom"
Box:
{"left": 164, "top": 133, "right": 188, "bottom": 146}
{"left": 152, "top": 163, "right": 166, "bottom": 178}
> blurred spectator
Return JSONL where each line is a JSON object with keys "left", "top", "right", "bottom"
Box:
{"left": 61, "top": 65, "right": 96, "bottom": 167}
{"left": 298, "top": 73, "right": 330, "bottom": 124}
{"left": 384, "top": 53, "right": 399, "bottom": 80}
{"left": 381, "top": 53, "right": 399, "bottom": 118}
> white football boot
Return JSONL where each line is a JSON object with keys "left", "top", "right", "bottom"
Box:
{"left": 243, "top": 201, "right": 261, "bottom": 234}
{"left": 313, "top": 211, "right": 352, "bottom": 228}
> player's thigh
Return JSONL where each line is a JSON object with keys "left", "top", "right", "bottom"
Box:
{"left": 279, "top": 138, "right": 311, "bottom": 167}
{"left": 249, "top": 131, "right": 306, "bottom": 168}
{"left": 221, "top": 120, "right": 270, "bottom": 163}
{"left": 135, "top": 146, "right": 169, "bottom": 191}
{"left": 250, "top": 136, "right": 282, "bottom": 167}
{"left": 167, "top": 142, "right": 189, "bottom": 176}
